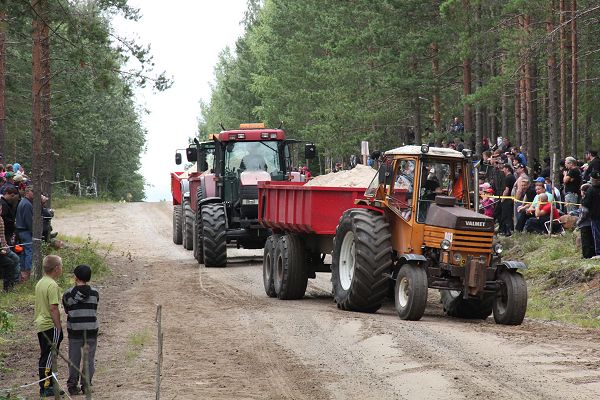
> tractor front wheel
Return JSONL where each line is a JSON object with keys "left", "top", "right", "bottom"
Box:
{"left": 440, "top": 290, "right": 493, "bottom": 320}
{"left": 202, "top": 204, "right": 227, "bottom": 267}
{"left": 395, "top": 264, "right": 428, "bottom": 321}
{"left": 493, "top": 271, "right": 527, "bottom": 325}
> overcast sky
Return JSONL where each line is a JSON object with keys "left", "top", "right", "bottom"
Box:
{"left": 114, "top": 0, "right": 247, "bottom": 201}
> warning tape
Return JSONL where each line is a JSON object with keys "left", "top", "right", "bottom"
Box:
{"left": 481, "top": 194, "right": 581, "bottom": 207}
{"left": 0, "top": 372, "right": 73, "bottom": 399}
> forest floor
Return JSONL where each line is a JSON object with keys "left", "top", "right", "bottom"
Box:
{"left": 2, "top": 201, "right": 600, "bottom": 399}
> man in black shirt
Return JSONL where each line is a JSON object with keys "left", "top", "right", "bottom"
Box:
{"left": 582, "top": 171, "right": 600, "bottom": 256}
{"left": 499, "top": 164, "right": 516, "bottom": 236}
{"left": 583, "top": 150, "right": 600, "bottom": 182}
{"left": 563, "top": 157, "right": 582, "bottom": 213}
{"left": 1, "top": 186, "right": 20, "bottom": 244}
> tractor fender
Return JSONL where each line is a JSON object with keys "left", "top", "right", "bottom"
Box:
{"left": 497, "top": 260, "right": 527, "bottom": 270}
{"left": 389, "top": 254, "right": 427, "bottom": 280}
{"left": 198, "top": 197, "right": 222, "bottom": 209}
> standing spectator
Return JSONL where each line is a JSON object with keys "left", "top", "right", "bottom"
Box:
{"left": 1, "top": 186, "right": 19, "bottom": 245}
{"left": 0, "top": 172, "right": 16, "bottom": 194}
{"left": 35, "top": 255, "right": 64, "bottom": 398}
{"left": 499, "top": 137, "right": 511, "bottom": 153}
{"left": 0, "top": 213, "right": 19, "bottom": 291}
{"left": 578, "top": 183, "right": 594, "bottom": 259}
{"left": 63, "top": 265, "right": 99, "bottom": 395}
{"left": 512, "top": 147, "right": 527, "bottom": 167}
{"left": 583, "top": 150, "right": 600, "bottom": 182}
{"left": 582, "top": 171, "right": 600, "bottom": 256}
{"left": 450, "top": 117, "right": 464, "bottom": 134}
{"left": 512, "top": 164, "right": 529, "bottom": 199}
{"left": 500, "top": 164, "right": 516, "bottom": 236}
{"left": 16, "top": 186, "right": 33, "bottom": 282}
{"left": 563, "top": 156, "right": 582, "bottom": 213}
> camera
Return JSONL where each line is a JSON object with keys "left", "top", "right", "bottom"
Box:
{"left": 490, "top": 143, "right": 498, "bottom": 151}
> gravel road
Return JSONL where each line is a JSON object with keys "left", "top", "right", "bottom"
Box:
{"left": 51, "top": 201, "right": 600, "bottom": 400}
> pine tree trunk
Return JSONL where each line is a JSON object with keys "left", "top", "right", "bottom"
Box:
{"left": 414, "top": 93, "right": 422, "bottom": 145}
{"left": 431, "top": 42, "right": 441, "bottom": 137}
{"left": 526, "top": 61, "right": 539, "bottom": 164}
{"left": 559, "top": 0, "right": 568, "bottom": 158}
{"left": 547, "top": 9, "right": 560, "bottom": 185}
{"left": 41, "top": 6, "right": 52, "bottom": 205}
{"left": 514, "top": 81, "right": 521, "bottom": 147}
{"left": 0, "top": 10, "right": 6, "bottom": 156}
{"left": 570, "top": 0, "right": 577, "bottom": 156}
{"left": 463, "top": 58, "right": 472, "bottom": 136}
{"left": 31, "top": 0, "right": 45, "bottom": 279}
{"left": 583, "top": 51, "right": 591, "bottom": 150}
{"left": 519, "top": 77, "right": 527, "bottom": 150}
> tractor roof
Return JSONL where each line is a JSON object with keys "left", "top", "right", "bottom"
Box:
{"left": 211, "top": 129, "right": 285, "bottom": 142}
{"left": 385, "top": 145, "right": 464, "bottom": 159}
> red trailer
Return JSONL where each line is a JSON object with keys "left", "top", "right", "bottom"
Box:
{"left": 258, "top": 181, "right": 368, "bottom": 300}
{"left": 170, "top": 171, "right": 193, "bottom": 249}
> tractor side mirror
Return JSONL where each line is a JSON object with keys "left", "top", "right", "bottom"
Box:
{"left": 305, "top": 143, "right": 317, "bottom": 159}
{"left": 186, "top": 147, "right": 197, "bottom": 162}
{"left": 175, "top": 152, "right": 182, "bottom": 165}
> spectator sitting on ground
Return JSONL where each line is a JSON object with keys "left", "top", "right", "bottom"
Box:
{"left": 524, "top": 193, "right": 560, "bottom": 234}
{"left": 515, "top": 177, "right": 537, "bottom": 232}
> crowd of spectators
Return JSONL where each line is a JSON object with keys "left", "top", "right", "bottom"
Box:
{"left": 0, "top": 157, "right": 55, "bottom": 291}
{"left": 475, "top": 139, "right": 600, "bottom": 259}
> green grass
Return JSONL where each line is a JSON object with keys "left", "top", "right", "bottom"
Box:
{"left": 51, "top": 195, "right": 111, "bottom": 210}
{"left": 125, "top": 329, "right": 152, "bottom": 361}
{"left": 500, "top": 232, "right": 600, "bottom": 328}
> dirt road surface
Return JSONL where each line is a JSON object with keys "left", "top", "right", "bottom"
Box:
{"left": 15, "top": 202, "right": 600, "bottom": 399}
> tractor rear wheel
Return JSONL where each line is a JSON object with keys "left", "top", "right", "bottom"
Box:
{"left": 331, "top": 209, "right": 392, "bottom": 313}
{"left": 263, "top": 235, "right": 279, "bottom": 298}
{"left": 202, "top": 203, "right": 227, "bottom": 267}
{"left": 395, "top": 264, "right": 428, "bottom": 321}
{"left": 274, "top": 234, "right": 308, "bottom": 300}
{"left": 183, "top": 199, "right": 194, "bottom": 250}
{"left": 172, "top": 205, "right": 183, "bottom": 245}
{"left": 493, "top": 271, "right": 527, "bottom": 325}
{"left": 440, "top": 290, "right": 493, "bottom": 320}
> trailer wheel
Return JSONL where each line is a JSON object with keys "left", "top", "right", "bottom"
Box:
{"left": 274, "top": 234, "right": 308, "bottom": 299}
{"left": 263, "top": 235, "right": 279, "bottom": 298}
{"left": 493, "top": 271, "right": 527, "bottom": 325}
{"left": 183, "top": 199, "right": 194, "bottom": 250}
{"left": 193, "top": 187, "right": 205, "bottom": 264}
{"left": 172, "top": 204, "right": 183, "bottom": 245}
{"left": 202, "top": 203, "right": 227, "bottom": 267}
{"left": 440, "top": 290, "right": 493, "bottom": 320}
{"left": 395, "top": 264, "right": 428, "bottom": 320}
{"left": 331, "top": 209, "right": 392, "bottom": 313}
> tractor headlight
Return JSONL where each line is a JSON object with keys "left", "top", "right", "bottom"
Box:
{"left": 493, "top": 243, "right": 503, "bottom": 255}
{"left": 242, "top": 199, "right": 259, "bottom": 205}
{"left": 453, "top": 252, "right": 462, "bottom": 264}
{"left": 440, "top": 239, "right": 451, "bottom": 250}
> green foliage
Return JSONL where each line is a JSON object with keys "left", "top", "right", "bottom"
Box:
{"left": 500, "top": 232, "right": 600, "bottom": 328}
{"left": 0, "top": 311, "right": 14, "bottom": 335}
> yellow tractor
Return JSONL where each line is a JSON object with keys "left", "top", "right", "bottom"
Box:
{"left": 332, "top": 145, "right": 527, "bottom": 325}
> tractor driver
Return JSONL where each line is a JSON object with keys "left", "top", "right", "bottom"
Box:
{"left": 240, "top": 142, "right": 268, "bottom": 171}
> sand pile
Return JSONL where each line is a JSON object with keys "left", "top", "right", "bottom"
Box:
{"left": 305, "top": 164, "right": 377, "bottom": 188}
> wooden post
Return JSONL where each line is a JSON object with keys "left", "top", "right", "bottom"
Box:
{"left": 155, "top": 305, "right": 163, "bottom": 400}
{"left": 82, "top": 331, "right": 92, "bottom": 399}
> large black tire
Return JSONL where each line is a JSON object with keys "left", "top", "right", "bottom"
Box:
{"left": 202, "top": 203, "right": 227, "bottom": 267}
{"left": 193, "top": 187, "right": 205, "bottom": 264}
{"left": 172, "top": 204, "right": 183, "bottom": 245}
{"left": 440, "top": 290, "right": 493, "bottom": 320}
{"left": 183, "top": 199, "right": 194, "bottom": 250}
{"left": 493, "top": 270, "right": 527, "bottom": 325}
{"left": 331, "top": 209, "right": 392, "bottom": 313}
{"left": 274, "top": 234, "right": 308, "bottom": 300}
{"left": 395, "top": 264, "right": 428, "bottom": 321}
{"left": 263, "top": 235, "right": 279, "bottom": 298}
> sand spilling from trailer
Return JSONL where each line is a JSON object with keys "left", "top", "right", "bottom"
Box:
{"left": 305, "top": 164, "right": 377, "bottom": 188}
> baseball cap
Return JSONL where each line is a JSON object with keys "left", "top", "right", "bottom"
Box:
{"left": 534, "top": 177, "right": 546, "bottom": 183}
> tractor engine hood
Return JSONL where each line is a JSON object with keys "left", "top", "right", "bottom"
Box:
{"left": 240, "top": 170, "right": 271, "bottom": 186}
{"left": 425, "top": 203, "right": 494, "bottom": 232}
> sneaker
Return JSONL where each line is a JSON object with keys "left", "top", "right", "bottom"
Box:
{"left": 68, "top": 386, "right": 81, "bottom": 395}
{"left": 81, "top": 385, "right": 93, "bottom": 394}
{"left": 40, "top": 387, "right": 65, "bottom": 397}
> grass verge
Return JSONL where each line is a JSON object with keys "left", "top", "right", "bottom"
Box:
{"left": 499, "top": 231, "right": 600, "bottom": 328}
{"left": 51, "top": 195, "right": 111, "bottom": 210}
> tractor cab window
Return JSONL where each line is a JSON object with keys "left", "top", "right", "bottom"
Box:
{"left": 225, "top": 141, "right": 282, "bottom": 175}
{"left": 416, "top": 159, "right": 468, "bottom": 223}
{"left": 198, "top": 144, "right": 215, "bottom": 173}
{"left": 389, "top": 159, "right": 415, "bottom": 221}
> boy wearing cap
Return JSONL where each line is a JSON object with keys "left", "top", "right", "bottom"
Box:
{"left": 62, "top": 264, "right": 99, "bottom": 395}
{"left": 34, "top": 255, "right": 64, "bottom": 397}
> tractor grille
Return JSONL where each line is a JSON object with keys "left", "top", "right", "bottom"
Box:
{"left": 424, "top": 226, "right": 493, "bottom": 252}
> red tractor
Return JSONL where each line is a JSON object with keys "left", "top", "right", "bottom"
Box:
{"left": 176, "top": 123, "right": 315, "bottom": 267}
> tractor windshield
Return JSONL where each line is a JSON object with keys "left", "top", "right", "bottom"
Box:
{"left": 416, "top": 158, "right": 469, "bottom": 223}
{"left": 225, "top": 141, "right": 282, "bottom": 175}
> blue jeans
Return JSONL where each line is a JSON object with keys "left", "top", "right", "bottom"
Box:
{"left": 18, "top": 230, "right": 33, "bottom": 272}
{"left": 564, "top": 192, "right": 579, "bottom": 214}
